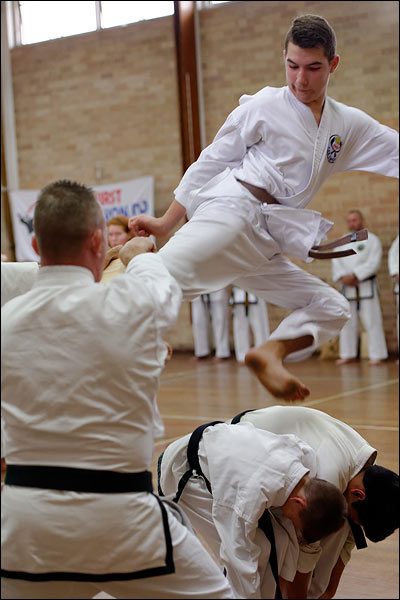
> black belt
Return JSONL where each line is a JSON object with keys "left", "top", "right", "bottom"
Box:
{"left": 160, "top": 419, "right": 282, "bottom": 598}
{"left": 172, "top": 420, "right": 223, "bottom": 502}
{"left": 5, "top": 465, "right": 153, "bottom": 494}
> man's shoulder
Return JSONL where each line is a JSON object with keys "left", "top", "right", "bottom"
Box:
{"left": 327, "top": 96, "right": 377, "bottom": 126}
{"left": 238, "top": 85, "right": 286, "bottom": 107}
{"left": 366, "top": 231, "right": 381, "bottom": 244}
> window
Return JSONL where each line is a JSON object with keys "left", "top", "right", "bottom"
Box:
{"left": 19, "top": 1, "right": 97, "bottom": 45}
{"left": 13, "top": 1, "right": 175, "bottom": 46}
{"left": 100, "top": 1, "right": 174, "bottom": 29}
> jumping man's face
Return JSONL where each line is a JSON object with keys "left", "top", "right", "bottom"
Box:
{"left": 284, "top": 42, "right": 339, "bottom": 108}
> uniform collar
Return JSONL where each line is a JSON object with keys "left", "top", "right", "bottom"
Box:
{"left": 286, "top": 86, "right": 320, "bottom": 136}
{"left": 34, "top": 265, "right": 95, "bottom": 287}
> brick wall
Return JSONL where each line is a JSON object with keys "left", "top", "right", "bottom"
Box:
{"left": 8, "top": 1, "right": 399, "bottom": 352}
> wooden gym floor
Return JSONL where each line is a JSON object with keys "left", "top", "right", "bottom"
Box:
{"left": 152, "top": 352, "right": 399, "bottom": 600}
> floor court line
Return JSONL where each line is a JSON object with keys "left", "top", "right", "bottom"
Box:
{"left": 160, "top": 379, "right": 399, "bottom": 426}
{"left": 302, "top": 378, "right": 398, "bottom": 408}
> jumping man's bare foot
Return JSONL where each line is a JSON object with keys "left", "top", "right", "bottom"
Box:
{"left": 245, "top": 339, "right": 311, "bottom": 402}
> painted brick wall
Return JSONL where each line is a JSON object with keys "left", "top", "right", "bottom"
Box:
{"left": 8, "top": 1, "right": 399, "bottom": 352}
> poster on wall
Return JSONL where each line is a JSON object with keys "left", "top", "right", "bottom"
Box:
{"left": 8, "top": 177, "right": 154, "bottom": 262}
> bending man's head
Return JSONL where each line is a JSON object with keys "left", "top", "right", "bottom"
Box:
{"left": 283, "top": 477, "right": 347, "bottom": 544}
{"left": 346, "top": 465, "right": 399, "bottom": 542}
{"left": 33, "top": 180, "right": 106, "bottom": 281}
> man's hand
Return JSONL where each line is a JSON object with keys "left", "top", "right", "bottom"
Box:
{"left": 119, "top": 237, "right": 156, "bottom": 266}
{"left": 128, "top": 215, "right": 168, "bottom": 238}
{"left": 104, "top": 245, "right": 123, "bottom": 269}
{"left": 341, "top": 274, "right": 358, "bottom": 286}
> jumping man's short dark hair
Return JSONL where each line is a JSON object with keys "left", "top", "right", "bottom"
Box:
{"left": 284, "top": 14, "right": 337, "bottom": 62}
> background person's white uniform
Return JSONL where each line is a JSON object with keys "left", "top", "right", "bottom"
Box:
{"left": 231, "top": 286, "right": 270, "bottom": 363}
{"left": 159, "top": 421, "right": 318, "bottom": 600}
{"left": 159, "top": 85, "right": 398, "bottom": 361}
{"left": 236, "top": 406, "right": 376, "bottom": 599}
{"left": 1, "top": 254, "right": 232, "bottom": 600}
{"left": 388, "top": 234, "right": 399, "bottom": 349}
{"left": 191, "top": 288, "right": 231, "bottom": 358}
{"left": 332, "top": 232, "right": 388, "bottom": 361}
{"left": 1, "top": 261, "right": 39, "bottom": 306}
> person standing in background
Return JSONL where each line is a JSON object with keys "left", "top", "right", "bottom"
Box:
{"left": 332, "top": 210, "right": 388, "bottom": 365}
{"left": 106, "top": 215, "right": 132, "bottom": 248}
{"left": 230, "top": 287, "right": 270, "bottom": 363}
{"left": 191, "top": 288, "right": 231, "bottom": 360}
{"left": 388, "top": 234, "right": 399, "bottom": 354}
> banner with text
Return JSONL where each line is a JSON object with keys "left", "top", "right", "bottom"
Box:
{"left": 9, "top": 177, "right": 154, "bottom": 261}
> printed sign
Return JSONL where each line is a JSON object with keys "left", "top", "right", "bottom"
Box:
{"left": 9, "top": 177, "right": 154, "bottom": 261}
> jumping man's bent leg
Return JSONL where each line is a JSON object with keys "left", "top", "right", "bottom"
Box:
{"left": 235, "top": 255, "right": 350, "bottom": 401}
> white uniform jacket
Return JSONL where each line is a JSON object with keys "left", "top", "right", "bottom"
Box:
{"left": 174, "top": 86, "right": 398, "bottom": 261}
{"left": 236, "top": 406, "right": 376, "bottom": 597}
{"left": 161, "top": 421, "right": 317, "bottom": 599}
{"left": 388, "top": 234, "right": 399, "bottom": 293}
{"left": 1, "top": 254, "right": 182, "bottom": 580}
{"left": 332, "top": 231, "right": 382, "bottom": 300}
{"left": 1, "top": 261, "right": 39, "bottom": 307}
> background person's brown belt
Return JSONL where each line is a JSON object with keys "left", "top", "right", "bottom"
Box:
{"left": 235, "top": 178, "right": 368, "bottom": 259}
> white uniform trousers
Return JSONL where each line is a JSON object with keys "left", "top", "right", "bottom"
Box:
{"left": 339, "top": 293, "right": 388, "bottom": 361}
{"left": 160, "top": 179, "right": 350, "bottom": 362}
{"left": 395, "top": 286, "right": 399, "bottom": 351}
{"left": 232, "top": 291, "right": 270, "bottom": 363}
{"left": 1, "top": 503, "right": 232, "bottom": 600}
{"left": 191, "top": 289, "right": 231, "bottom": 358}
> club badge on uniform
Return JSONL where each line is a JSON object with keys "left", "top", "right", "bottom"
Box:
{"left": 327, "top": 135, "right": 343, "bottom": 163}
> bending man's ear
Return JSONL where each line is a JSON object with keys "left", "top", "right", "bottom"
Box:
{"left": 32, "top": 234, "right": 39, "bottom": 256}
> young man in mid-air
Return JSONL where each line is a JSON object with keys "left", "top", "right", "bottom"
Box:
{"left": 130, "top": 14, "right": 398, "bottom": 401}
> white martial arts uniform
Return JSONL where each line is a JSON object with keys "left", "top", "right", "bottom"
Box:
{"left": 1, "top": 256, "right": 232, "bottom": 600}
{"left": 1, "top": 262, "right": 40, "bottom": 459}
{"left": 159, "top": 85, "right": 398, "bottom": 361}
{"left": 388, "top": 234, "right": 399, "bottom": 349}
{"left": 191, "top": 288, "right": 231, "bottom": 358}
{"left": 332, "top": 231, "right": 388, "bottom": 360}
{"left": 159, "top": 421, "right": 318, "bottom": 599}
{"left": 1, "top": 261, "right": 39, "bottom": 306}
{"left": 230, "top": 286, "right": 270, "bottom": 362}
{"left": 101, "top": 257, "right": 166, "bottom": 440}
{"left": 235, "top": 406, "right": 376, "bottom": 598}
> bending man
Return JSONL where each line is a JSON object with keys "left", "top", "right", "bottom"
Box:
{"left": 158, "top": 420, "right": 347, "bottom": 599}
{"left": 230, "top": 405, "right": 399, "bottom": 598}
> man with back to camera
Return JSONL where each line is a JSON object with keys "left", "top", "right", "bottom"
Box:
{"left": 129, "top": 14, "right": 398, "bottom": 402}
{"left": 332, "top": 209, "right": 388, "bottom": 365}
{"left": 1, "top": 180, "right": 233, "bottom": 599}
